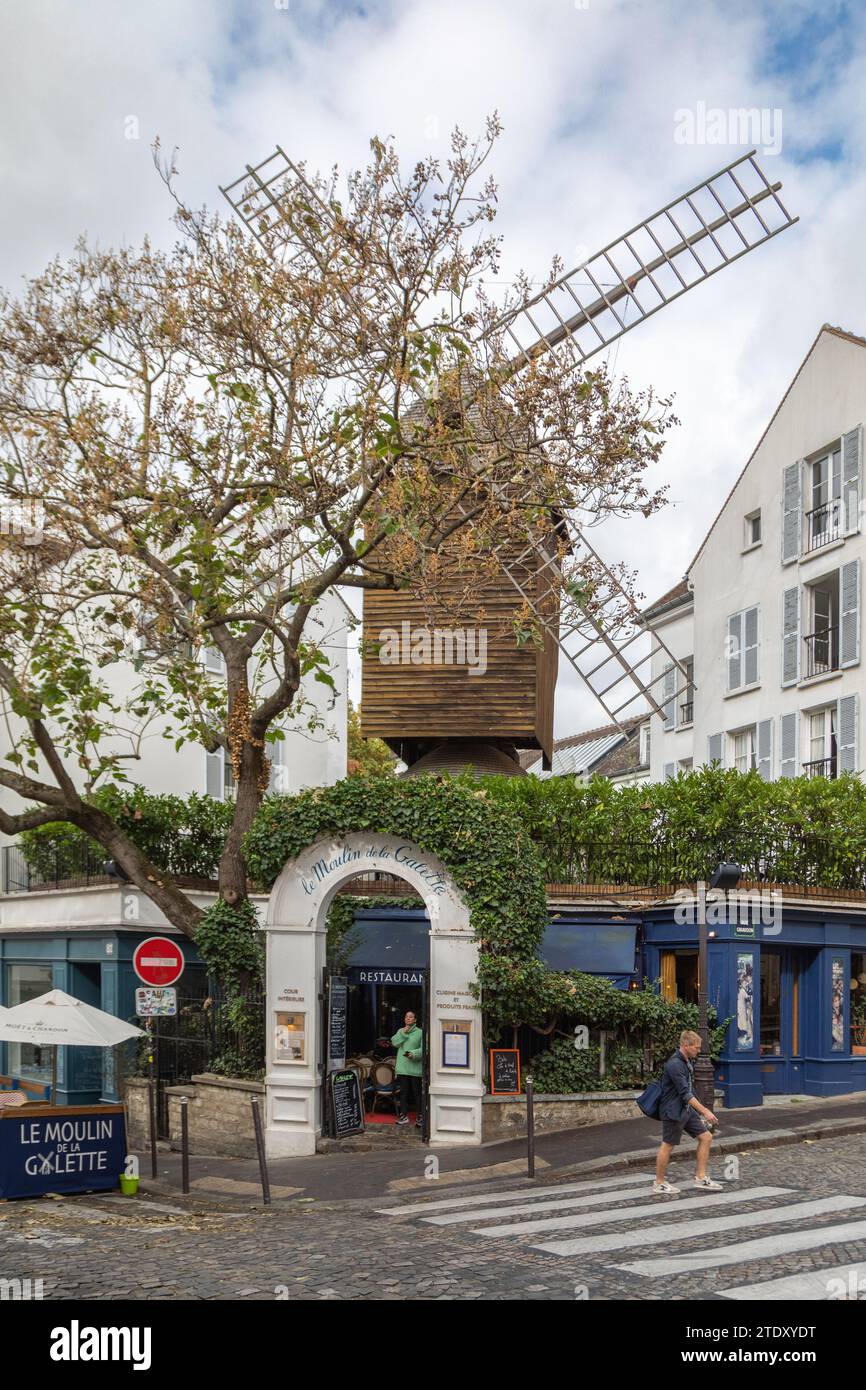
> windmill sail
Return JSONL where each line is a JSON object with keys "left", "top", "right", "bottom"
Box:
{"left": 220, "top": 147, "right": 796, "bottom": 730}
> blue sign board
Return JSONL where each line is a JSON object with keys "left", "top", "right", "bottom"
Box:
{"left": 0, "top": 1106, "right": 127, "bottom": 1199}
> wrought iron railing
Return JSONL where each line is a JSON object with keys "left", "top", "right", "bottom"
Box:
{"left": 0, "top": 842, "right": 112, "bottom": 893}
{"left": 680, "top": 700, "right": 694, "bottom": 724}
{"left": 803, "top": 626, "right": 839, "bottom": 678}
{"left": 805, "top": 500, "right": 842, "bottom": 552}
{"left": 802, "top": 755, "right": 838, "bottom": 781}
{"left": 542, "top": 834, "right": 866, "bottom": 895}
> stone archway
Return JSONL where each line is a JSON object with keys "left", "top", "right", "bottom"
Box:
{"left": 264, "top": 833, "right": 484, "bottom": 1156}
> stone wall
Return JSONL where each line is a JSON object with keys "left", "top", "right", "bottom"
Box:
{"left": 482, "top": 1092, "right": 641, "bottom": 1143}
{"left": 124, "top": 1073, "right": 265, "bottom": 1159}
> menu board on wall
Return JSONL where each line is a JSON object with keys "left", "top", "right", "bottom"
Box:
{"left": 489, "top": 1048, "right": 521, "bottom": 1095}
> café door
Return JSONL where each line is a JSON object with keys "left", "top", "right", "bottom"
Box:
{"left": 758, "top": 948, "right": 807, "bottom": 1095}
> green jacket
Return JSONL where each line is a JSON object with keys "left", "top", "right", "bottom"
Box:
{"left": 391, "top": 1025, "right": 423, "bottom": 1077}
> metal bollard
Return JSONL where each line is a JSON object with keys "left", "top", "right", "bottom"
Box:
{"left": 147, "top": 1076, "right": 158, "bottom": 1179}
{"left": 250, "top": 1096, "right": 271, "bottom": 1206}
{"left": 526, "top": 1074, "right": 535, "bottom": 1179}
{"left": 180, "top": 1095, "right": 190, "bottom": 1195}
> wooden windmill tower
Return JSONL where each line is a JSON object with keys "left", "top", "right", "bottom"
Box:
{"left": 221, "top": 148, "right": 797, "bottom": 773}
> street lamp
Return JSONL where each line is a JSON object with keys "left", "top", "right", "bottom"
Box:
{"left": 693, "top": 861, "right": 742, "bottom": 1109}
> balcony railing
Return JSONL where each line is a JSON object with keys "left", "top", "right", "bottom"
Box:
{"left": 805, "top": 500, "right": 843, "bottom": 552}
{"left": 803, "top": 626, "right": 839, "bottom": 679}
{"left": 680, "top": 701, "right": 694, "bottom": 724}
{"left": 802, "top": 755, "right": 838, "bottom": 781}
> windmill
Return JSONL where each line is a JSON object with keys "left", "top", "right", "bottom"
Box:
{"left": 220, "top": 147, "right": 797, "bottom": 771}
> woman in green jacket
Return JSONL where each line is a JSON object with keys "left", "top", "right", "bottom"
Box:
{"left": 392, "top": 1011, "right": 423, "bottom": 1127}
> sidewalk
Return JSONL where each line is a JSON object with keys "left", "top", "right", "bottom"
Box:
{"left": 134, "top": 1091, "right": 866, "bottom": 1205}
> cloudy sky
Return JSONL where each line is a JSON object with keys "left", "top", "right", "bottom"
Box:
{"left": 2, "top": 0, "right": 864, "bottom": 736}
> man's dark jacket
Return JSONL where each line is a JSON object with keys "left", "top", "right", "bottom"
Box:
{"left": 659, "top": 1048, "right": 695, "bottom": 1123}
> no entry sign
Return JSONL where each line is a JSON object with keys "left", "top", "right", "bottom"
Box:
{"left": 133, "top": 936, "right": 185, "bottom": 988}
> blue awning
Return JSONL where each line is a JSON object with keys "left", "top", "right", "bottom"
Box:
{"left": 342, "top": 910, "right": 430, "bottom": 976}
{"left": 540, "top": 918, "right": 638, "bottom": 976}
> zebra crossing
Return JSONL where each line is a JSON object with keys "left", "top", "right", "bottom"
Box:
{"left": 376, "top": 1171, "right": 866, "bottom": 1298}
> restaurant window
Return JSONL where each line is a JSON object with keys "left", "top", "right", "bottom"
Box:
{"left": 6, "top": 964, "right": 53, "bottom": 1082}
{"left": 760, "top": 950, "right": 782, "bottom": 1055}
{"left": 851, "top": 953, "right": 866, "bottom": 1054}
{"left": 660, "top": 950, "right": 698, "bottom": 1004}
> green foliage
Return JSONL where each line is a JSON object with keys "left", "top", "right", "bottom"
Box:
{"left": 347, "top": 702, "right": 397, "bottom": 776}
{"left": 194, "top": 898, "right": 264, "bottom": 989}
{"left": 19, "top": 785, "right": 234, "bottom": 881}
{"left": 245, "top": 772, "right": 549, "bottom": 948}
{"left": 481, "top": 766, "right": 866, "bottom": 888}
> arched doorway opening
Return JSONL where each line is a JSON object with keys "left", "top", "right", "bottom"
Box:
{"left": 264, "top": 833, "right": 483, "bottom": 1156}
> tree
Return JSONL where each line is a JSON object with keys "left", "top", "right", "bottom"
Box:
{"left": 347, "top": 702, "right": 397, "bottom": 776}
{"left": 0, "top": 120, "right": 674, "bottom": 939}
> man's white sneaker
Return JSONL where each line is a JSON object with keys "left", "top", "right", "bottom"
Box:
{"left": 694, "top": 1176, "right": 724, "bottom": 1190}
{"left": 652, "top": 1180, "right": 680, "bottom": 1195}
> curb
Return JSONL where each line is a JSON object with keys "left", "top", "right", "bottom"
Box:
{"left": 533, "top": 1114, "right": 866, "bottom": 1181}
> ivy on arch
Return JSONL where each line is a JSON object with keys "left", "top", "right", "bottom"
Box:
{"left": 243, "top": 773, "right": 579, "bottom": 1038}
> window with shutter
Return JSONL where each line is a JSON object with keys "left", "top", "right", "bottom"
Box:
{"left": 779, "top": 711, "right": 798, "bottom": 778}
{"left": 206, "top": 747, "right": 223, "bottom": 798}
{"left": 268, "top": 733, "right": 287, "bottom": 794}
{"left": 727, "top": 607, "right": 759, "bottom": 691}
{"left": 782, "top": 460, "right": 802, "bottom": 563}
{"left": 663, "top": 762, "right": 675, "bottom": 781}
{"left": 840, "top": 559, "right": 861, "bottom": 668}
{"left": 707, "top": 732, "right": 723, "bottom": 765}
{"left": 757, "top": 719, "right": 773, "bottom": 781}
{"left": 204, "top": 646, "right": 225, "bottom": 674}
{"left": 781, "top": 586, "right": 800, "bottom": 687}
{"left": 843, "top": 426, "right": 862, "bottom": 536}
{"left": 838, "top": 694, "right": 859, "bottom": 774}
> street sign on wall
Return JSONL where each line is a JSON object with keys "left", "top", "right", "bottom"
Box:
{"left": 132, "top": 937, "right": 185, "bottom": 988}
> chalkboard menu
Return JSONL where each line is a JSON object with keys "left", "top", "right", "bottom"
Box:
{"left": 329, "top": 1068, "right": 365, "bottom": 1138}
{"left": 328, "top": 976, "right": 348, "bottom": 1070}
{"left": 489, "top": 1048, "right": 521, "bottom": 1095}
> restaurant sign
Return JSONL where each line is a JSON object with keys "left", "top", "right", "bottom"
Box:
{"left": 0, "top": 1106, "right": 127, "bottom": 1199}
{"left": 352, "top": 969, "right": 425, "bottom": 986}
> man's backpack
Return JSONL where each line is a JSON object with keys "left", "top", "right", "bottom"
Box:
{"left": 635, "top": 1075, "right": 664, "bottom": 1120}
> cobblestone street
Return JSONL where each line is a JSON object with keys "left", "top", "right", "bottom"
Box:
{"left": 3, "top": 1133, "right": 866, "bottom": 1302}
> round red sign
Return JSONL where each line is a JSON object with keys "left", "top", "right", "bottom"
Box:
{"left": 133, "top": 936, "right": 185, "bottom": 988}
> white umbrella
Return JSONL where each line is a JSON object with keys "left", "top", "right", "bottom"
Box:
{"left": 0, "top": 989, "right": 144, "bottom": 1100}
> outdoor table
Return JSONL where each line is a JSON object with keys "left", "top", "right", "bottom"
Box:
{"left": 0, "top": 1102, "right": 127, "bottom": 1200}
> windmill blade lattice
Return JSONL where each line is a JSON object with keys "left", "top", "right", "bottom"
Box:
{"left": 487, "top": 150, "right": 796, "bottom": 371}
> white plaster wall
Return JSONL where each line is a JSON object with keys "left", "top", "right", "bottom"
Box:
{"left": 650, "top": 329, "right": 866, "bottom": 781}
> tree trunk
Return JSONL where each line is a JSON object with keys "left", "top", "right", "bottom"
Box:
{"left": 79, "top": 807, "right": 203, "bottom": 939}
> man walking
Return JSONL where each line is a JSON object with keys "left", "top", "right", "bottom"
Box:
{"left": 653, "top": 1029, "right": 722, "bottom": 1193}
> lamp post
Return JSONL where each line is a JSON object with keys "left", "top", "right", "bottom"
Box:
{"left": 694, "top": 862, "right": 742, "bottom": 1110}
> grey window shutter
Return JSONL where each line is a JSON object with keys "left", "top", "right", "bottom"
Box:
{"left": 268, "top": 735, "right": 286, "bottom": 793}
{"left": 744, "top": 606, "right": 759, "bottom": 685}
{"left": 206, "top": 748, "right": 223, "bottom": 798}
{"left": 663, "top": 762, "right": 676, "bottom": 781}
{"left": 727, "top": 612, "right": 742, "bottom": 691}
{"left": 757, "top": 719, "right": 773, "bottom": 781}
{"left": 781, "top": 586, "right": 800, "bottom": 687}
{"left": 663, "top": 665, "right": 676, "bottom": 729}
{"left": 840, "top": 559, "right": 860, "bottom": 668}
{"left": 838, "top": 694, "right": 859, "bottom": 774}
{"left": 843, "top": 426, "right": 862, "bottom": 535}
{"left": 707, "top": 732, "right": 724, "bottom": 765}
{"left": 782, "top": 460, "right": 802, "bottom": 563}
{"left": 204, "top": 645, "right": 224, "bottom": 673}
{"left": 779, "top": 711, "right": 798, "bottom": 778}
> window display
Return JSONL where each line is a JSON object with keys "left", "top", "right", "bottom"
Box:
{"left": 274, "top": 1011, "right": 306, "bottom": 1062}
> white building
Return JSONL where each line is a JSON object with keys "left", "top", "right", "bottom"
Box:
{"left": 646, "top": 324, "right": 864, "bottom": 784}
{"left": 0, "top": 587, "right": 351, "bottom": 832}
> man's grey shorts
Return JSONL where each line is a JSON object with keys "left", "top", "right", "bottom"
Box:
{"left": 662, "top": 1110, "right": 709, "bottom": 1145}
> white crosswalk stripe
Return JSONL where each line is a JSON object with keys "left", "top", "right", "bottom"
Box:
{"left": 532, "top": 1195, "right": 866, "bottom": 1257}
{"left": 377, "top": 1170, "right": 866, "bottom": 1297}
{"left": 474, "top": 1186, "right": 789, "bottom": 1238}
{"left": 717, "top": 1261, "right": 866, "bottom": 1300}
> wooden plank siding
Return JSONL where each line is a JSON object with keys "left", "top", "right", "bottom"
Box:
{"left": 360, "top": 554, "right": 558, "bottom": 760}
